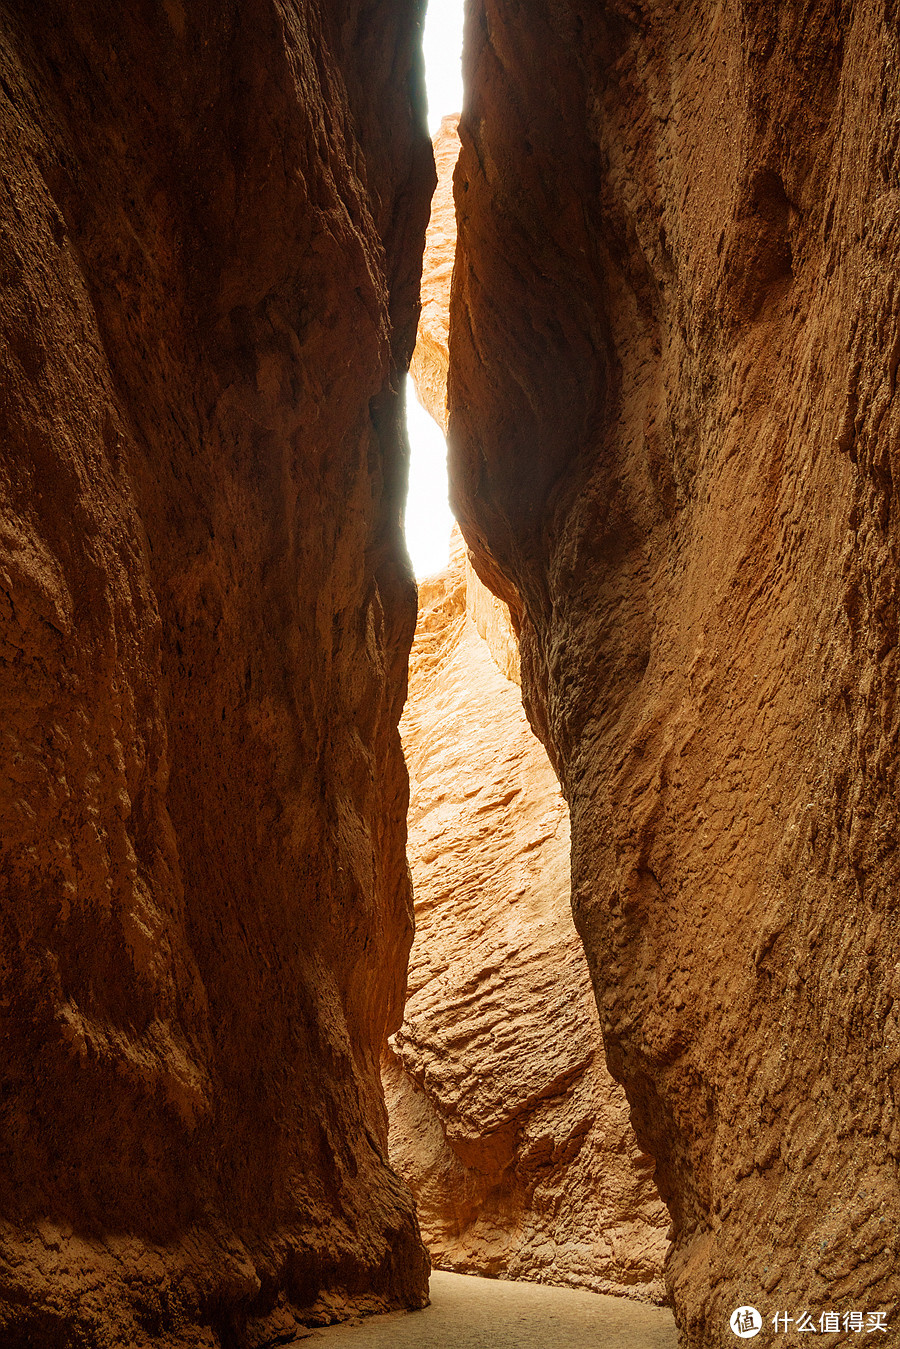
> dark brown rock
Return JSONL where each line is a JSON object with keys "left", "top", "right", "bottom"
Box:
{"left": 450, "top": 1, "right": 900, "bottom": 1342}
{"left": 0, "top": 3, "right": 433, "bottom": 1345}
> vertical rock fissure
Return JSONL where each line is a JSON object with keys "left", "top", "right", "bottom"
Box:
{"left": 387, "top": 114, "right": 670, "bottom": 1304}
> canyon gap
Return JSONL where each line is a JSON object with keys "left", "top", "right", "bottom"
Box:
{"left": 391, "top": 114, "right": 669, "bottom": 1299}
{"left": 2, "top": 1, "right": 900, "bottom": 1346}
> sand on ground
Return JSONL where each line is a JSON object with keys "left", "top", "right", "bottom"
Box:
{"left": 299, "top": 1270, "right": 679, "bottom": 1348}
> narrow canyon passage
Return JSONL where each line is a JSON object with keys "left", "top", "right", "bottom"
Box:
{"left": 391, "top": 111, "right": 669, "bottom": 1303}
{"left": 384, "top": 534, "right": 668, "bottom": 1297}
{"left": 1, "top": 3, "right": 899, "bottom": 1349}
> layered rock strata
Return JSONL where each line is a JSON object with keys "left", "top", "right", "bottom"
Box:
{"left": 0, "top": 3, "right": 432, "bottom": 1345}
{"left": 450, "top": 1, "right": 900, "bottom": 1343}
{"left": 385, "top": 535, "right": 668, "bottom": 1298}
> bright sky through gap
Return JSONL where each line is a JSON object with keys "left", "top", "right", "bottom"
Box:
{"left": 403, "top": 0, "right": 464, "bottom": 578}
{"left": 404, "top": 378, "right": 457, "bottom": 577}
{"left": 422, "top": 0, "right": 465, "bottom": 134}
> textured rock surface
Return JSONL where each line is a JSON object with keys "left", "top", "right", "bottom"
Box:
{"left": 465, "top": 551, "right": 521, "bottom": 685}
{"left": 409, "top": 115, "right": 520, "bottom": 685}
{"left": 450, "top": 1, "right": 900, "bottom": 1343}
{"left": 0, "top": 3, "right": 432, "bottom": 1345}
{"left": 409, "top": 114, "right": 460, "bottom": 437}
{"left": 385, "top": 538, "right": 668, "bottom": 1299}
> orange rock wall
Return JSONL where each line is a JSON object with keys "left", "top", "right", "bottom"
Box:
{"left": 387, "top": 543, "right": 668, "bottom": 1299}
{"left": 0, "top": 3, "right": 432, "bottom": 1345}
{"left": 410, "top": 114, "right": 460, "bottom": 437}
{"left": 464, "top": 550, "right": 521, "bottom": 685}
{"left": 401, "top": 116, "right": 667, "bottom": 1298}
{"left": 450, "top": 0, "right": 900, "bottom": 1342}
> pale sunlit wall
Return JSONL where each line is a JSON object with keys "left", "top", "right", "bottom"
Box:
{"left": 403, "top": 0, "right": 464, "bottom": 579}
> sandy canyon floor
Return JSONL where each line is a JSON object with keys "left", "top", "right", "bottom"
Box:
{"left": 301, "top": 1271, "right": 678, "bottom": 1347}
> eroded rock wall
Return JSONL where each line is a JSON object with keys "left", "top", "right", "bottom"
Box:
{"left": 398, "top": 115, "right": 667, "bottom": 1296}
{"left": 450, "top": 1, "right": 900, "bottom": 1342}
{"left": 0, "top": 3, "right": 432, "bottom": 1344}
{"left": 410, "top": 114, "right": 460, "bottom": 437}
{"left": 410, "top": 112, "right": 521, "bottom": 685}
{"left": 386, "top": 537, "right": 668, "bottom": 1298}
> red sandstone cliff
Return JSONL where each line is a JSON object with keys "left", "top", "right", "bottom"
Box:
{"left": 450, "top": 1, "right": 900, "bottom": 1343}
{"left": 396, "top": 115, "right": 668, "bottom": 1299}
{"left": 0, "top": 3, "right": 432, "bottom": 1345}
{"left": 386, "top": 536, "right": 669, "bottom": 1299}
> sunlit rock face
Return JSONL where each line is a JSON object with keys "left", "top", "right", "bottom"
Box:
{"left": 386, "top": 536, "right": 669, "bottom": 1299}
{"left": 450, "top": 0, "right": 900, "bottom": 1341}
{"left": 410, "top": 114, "right": 460, "bottom": 438}
{"left": 0, "top": 3, "right": 433, "bottom": 1344}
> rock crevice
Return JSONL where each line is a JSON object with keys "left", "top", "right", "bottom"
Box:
{"left": 386, "top": 537, "right": 669, "bottom": 1299}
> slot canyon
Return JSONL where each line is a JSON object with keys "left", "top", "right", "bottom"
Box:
{"left": 0, "top": 4, "right": 899, "bottom": 1349}
{"left": 386, "top": 113, "right": 668, "bottom": 1300}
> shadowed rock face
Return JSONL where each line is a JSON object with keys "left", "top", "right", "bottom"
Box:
{"left": 450, "top": 0, "right": 900, "bottom": 1341}
{"left": 386, "top": 537, "right": 669, "bottom": 1300}
{"left": 0, "top": 2, "right": 432, "bottom": 1344}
